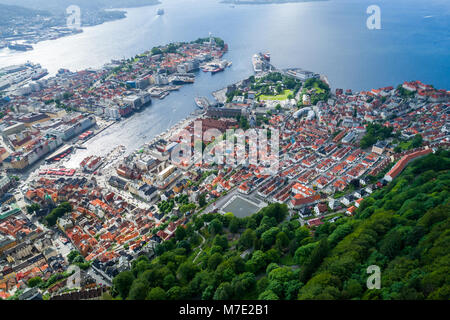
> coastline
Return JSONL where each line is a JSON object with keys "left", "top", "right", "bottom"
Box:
{"left": 0, "top": 1, "right": 162, "bottom": 48}
{"left": 221, "top": 0, "right": 326, "bottom": 5}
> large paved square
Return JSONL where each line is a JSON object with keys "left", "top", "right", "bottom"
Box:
{"left": 221, "top": 195, "right": 262, "bottom": 218}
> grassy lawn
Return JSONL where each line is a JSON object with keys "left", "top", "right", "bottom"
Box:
{"left": 398, "top": 140, "right": 413, "bottom": 150}
{"left": 323, "top": 213, "right": 344, "bottom": 221}
{"left": 258, "top": 89, "right": 293, "bottom": 101}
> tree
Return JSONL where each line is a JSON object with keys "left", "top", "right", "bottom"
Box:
{"left": 266, "top": 263, "right": 279, "bottom": 274}
{"left": 113, "top": 271, "right": 135, "bottom": 299}
{"left": 151, "top": 47, "right": 162, "bottom": 55}
{"left": 208, "top": 218, "right": 223, "bottom": 235}
{"left": 128, "top": 279, "right": 149, "bottom": 300}
{"left": 146, "top": 287, "right": 167, "bottom": 300}
{"left": 246, "top": 250, "right": 267, "bottom": 274}
{"left": 342, "top": 279, "right": 363, "bottom": 299}
{"left": 261, "top": 227, "right": 280, "bottom": 249}
{"left": 44, "top": 202, "right": 72, "bottom": 226}
{"left": 229, "top": 218, "right": 240, "bottom": 233}
{"left": 294, "top": 242, "right": 318, "bottom": 265}
{"left": 175, "top": 226, "right": 187, "bottom": 241}
{"left": 299, "top": 238, "right": 329, "bottom": 283}
{"left": 231, "top": 272, "right": 256, "bottom": 298}
{"left": 28, "top": 277, "right": 43, "bottom": 288}
{"left": 239, "top": 229, "right": 256, "bottom": 250}
{"left": 268, "top": 267, "right": 294, "bottom": 283}
{"left": 67, "top": 250, "right": 81, "bottom": 264}
{"left": 177, "top": 240, "right": 191, "bottom": 253}
{"left": 213, "top": 235, "right": 228, "bottom": 250}
{"left": 199, "top": 193, "right": 207, "bottom": 207}
{"left": 180, "top": 203, "right": 196, "bottom": 214}
{"left": 275, "top": 231, "right": 289, "bottom": 251}
{"left": 202, "top": 285, "right": 215, "bottom": 300}
{"left": 177, "top": 262, "right": 199, "bottom": 283}
{"left": 411, "top": 134, "right": 423, "bottom": 149}
{"left": 213, "top": 282, "right": 233, "bottom": 300}
{"left": 265, "top": 249, "right": 281, "bottom": 263}
{"left": 162, "top": 274, "right": 176, "bottom": 290}
{"left": 207, "top": 252, "right": 223, "bottom": 271}
{"left": 258, "top": 290, "right": 279, "bottom": 300}
{"left": 285, "top": 280, "right": 302, "bottom": 300}
{"left": 379, "top": 230, "right": 403, "bottom": 259}
{"left": 26, "top": 203, "right": 40, "bottom": 214}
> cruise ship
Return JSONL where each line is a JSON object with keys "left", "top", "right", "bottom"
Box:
{"left": 252, "top": 54, "right": 263, "bottom": 73}
{"left": 252, "top": 52, "right": 271, "bottom": 73}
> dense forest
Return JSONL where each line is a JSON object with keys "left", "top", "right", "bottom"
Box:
{"left": 109, "top": 149, "right": 450, "bottom": 300}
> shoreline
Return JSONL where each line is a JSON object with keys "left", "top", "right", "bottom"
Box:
{"left": 0, "top": 2, "right": 162, "bottom": 55}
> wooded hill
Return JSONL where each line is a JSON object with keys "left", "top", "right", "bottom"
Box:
{"left": 109, "top": 149, "right": 450, "bottom": 300}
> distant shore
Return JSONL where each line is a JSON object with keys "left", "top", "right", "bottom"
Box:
{"left": 0, "top": 1, "right": 162, "bottom": 48}
{"left": 221, "top": 0, "right": 325, "bottom": 5}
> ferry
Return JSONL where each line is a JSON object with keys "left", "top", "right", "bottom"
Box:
{"left": 201, "top": 60, "right": 231, "bottom": 74}
{"left": 31, "top": 70, "right": 49, "bottom": 81}
{"left": 8, "top": 43, "right": 33, "bottom": 51}
{"left": 195, "top": 97, "right": 210, "bottom": 109}
{"left": 170, "top": 75, "right": 195, "bottom": 85}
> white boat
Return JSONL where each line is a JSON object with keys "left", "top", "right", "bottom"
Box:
{"left": 195, "top": 97, "right": 210, "bottom": 109}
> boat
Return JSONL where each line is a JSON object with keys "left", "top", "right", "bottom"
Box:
{"left": 31, "top": 70, "right": 49, "bottom": 80}
{"left": 159, "top": 91, "right": 169, "bottom": 99}
{"left": 157, "top": 8, "right": 165, "bottom": 15}
{"left": 170, "top": 75, "right": 195, "bottom": 85}
{"left": 195, "top": 97, "right": 210, "bottom": 109}
{"left": 8, "top": 43, "right": 33, "bottom": 51}
{"left": 252, "top": 52, "right": 272, "bottom": 73}
{"left": 252, "top": 54, "right": 263, "bottom": 73}
{"left": 201, "top": 60, "right": 231, "bottom": 74}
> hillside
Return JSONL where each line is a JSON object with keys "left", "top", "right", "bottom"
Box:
{"left": 0, "top": 0, "right": 161, "bottom": 12}
{"left": 0, "top": 3, "right": 50, "bottom": 25}
{"left": 110, "top": 149, "right": 450, "bottom": 300}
